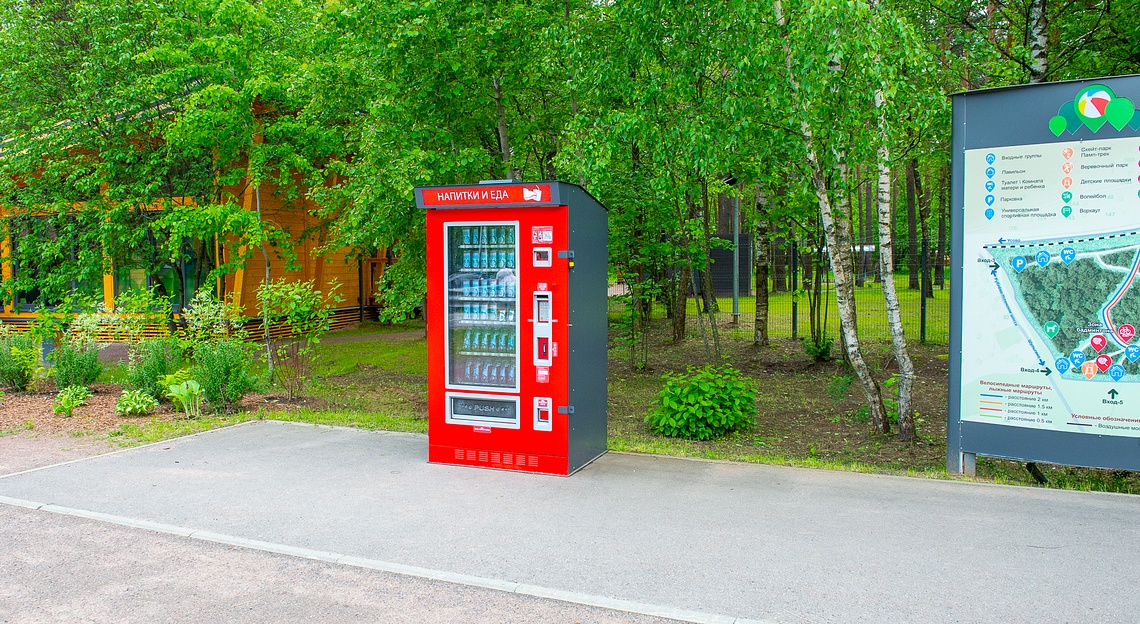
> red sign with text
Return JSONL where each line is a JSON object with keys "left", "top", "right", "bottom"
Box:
{"left": 420, "top": 184, "right": 552, "bottom": 207}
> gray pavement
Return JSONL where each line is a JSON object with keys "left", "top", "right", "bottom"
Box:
{"left": 2, "top": 420, "right": 1139, "bottom": 623}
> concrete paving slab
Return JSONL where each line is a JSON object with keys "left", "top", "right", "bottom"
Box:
{"left": 1, "top": 420, "right": 1138, "bottom": 623}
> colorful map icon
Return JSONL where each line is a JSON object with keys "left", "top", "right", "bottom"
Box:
{"left": 986, "top": 181, "right": 995, "bottom": 192}
{"left": 1011, "top": 256, "right": 1027, "bottom": 273}
{"left": 1109, "top": 364, "right": 1126, "bottom": 382}
{"left": 1127, "top": 345, "right": 1140, "bottom": 362}
{"left": 1062, "top": 191, "right": 1073, "bottom": 203}
{"left": 1063, "top": 147, "right": 1074, "bottom": 159}
{"left": 1061, "top": 247, "right": 1076, "bottom": 263}
{"left": 1062, "top": 205, "right": 1072, "bottom": 218}
{"left": 1070, "top": 350, "right": 1086, "bottom": 366}
{"left": 1096, "top": 354, "right": 1113, "bottom": 372}
{"left": 985, "top": 208, "right": 995, "bottom": 220}
{"left": 986, "top": 153, "right": 996, "bottom": 164}
{"left": 986, "top": 167, "right": 996, "bottom": 178}
{"left": 1082, "top": 361, "right": 1098, "bottom": 379}
{"left": 985, "top": 195, "right": 995, "bottom": 206}
{"left": 1062, "top": 162, "right": 1074, "bottom": 174}
{"left": 1036, "top": 250, "right": 1051, "bottom": 267}
{"left": 1091, "top": 334, "right": 1108, "bottom": 352}
{"left": 1118, "top": 324, "right": 1135, "bottom": 342}
{"left": 1044, "top": 321, "right": 1060, "bottom": 337}
{"left": 1055, "top": 357, "right": 1071, "bottom": 374}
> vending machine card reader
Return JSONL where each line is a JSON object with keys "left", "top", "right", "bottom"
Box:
{"left": 418, "top": 181, "right": 607, "bottom": 476}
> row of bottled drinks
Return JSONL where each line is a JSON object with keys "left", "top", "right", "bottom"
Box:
{"left": 461, "top": 226, "right": 515, "bottom": 246}
{"left": 461, "top": 249, "right": 516, "bottom": 270}
{"left": 457, "top": 359, "right": 517, "bottom": 386}
{"left": 460, "top": 329, "right": 516, "bottom": 353}
{"left": 460, "top": 302, "right": 516, "bottom": 322}
{"left": 458, "top": 276, "right": 517, "bottom": 299}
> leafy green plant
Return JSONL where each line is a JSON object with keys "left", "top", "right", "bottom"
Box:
{"left": 126, "top": 338, "right": 184, "bottom": 399}
{"left": 646, "top": 365, "right": 756, "bottom": 440}
{"left": 192, "top": 338, "right": 260, "bottom": 413}
{"left": 853, "top": 375, "right": 901, "bottom": 425}
{"left": 826, "top": 375, "right": 854, "bottom": 402}
{"left": 53, "top": 385, "right": 92, "bottom": 418}
{"left": 50, "top": 338, "right": 103, "bottom": 390}
{"left": 179, "top": 289, "right": 247, "bottom": 347}
{"left": 159, "top": 368, "right": 195, "bottom": 399}
{"left": 257, "top": 278, "right": 342, "bottom": 400}
{"left": 168, "top": 380, "right": 204, "bottom": 419}
{"left": 115, "top": 389, "right": 159, "bottom": 416}
{"left": 803, "top": 333, "right": 834, "bottom": 362}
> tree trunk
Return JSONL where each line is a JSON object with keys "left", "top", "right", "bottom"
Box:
{"left": 1028, "top": 0, "right": 1048, "bottom": 83}
{"left": 773, "top": 0, "right": 887, "bottom": 433}
{"left": 874, "top": 98, "right": 916, "bottom": 442}
{"left": 754, "top": 209, "right": 770, "bottom": 347}
{"left": 913, "top": 158, "right": 934, "bottom": 298}
{"left": 906, "top": 160, "right": 919, "bottom": 290}
{"left": 671, "top": 264, "right": 689, "bottom": 342}
{"left": 492, "top": 76, "right": 521, "bottom": 180}
{"left": 699, "top": 180, "right": 718, "bottom": 314}
{"left": 935, "top": 163, "right": 948, "bottom": 288}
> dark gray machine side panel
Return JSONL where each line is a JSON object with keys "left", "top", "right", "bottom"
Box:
{"left": 949, "top": 75, "right": 1140, "bottom": 473}
{"left": 563, "top": 184, "right": 608, "bottom": 473}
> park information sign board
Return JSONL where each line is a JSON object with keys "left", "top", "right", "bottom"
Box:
{"left": 949, "top": 75, "right": 1140, "bottom": 473}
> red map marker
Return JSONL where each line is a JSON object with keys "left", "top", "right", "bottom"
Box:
{"left": 1091, "top": 334, "right": 1108, "bottom": 352}
{"left": 1119, "top": 324, "right": 1136, "bottom": 342}
{"left": 1097, "top": 354, "right": 1113, "bottom": 373}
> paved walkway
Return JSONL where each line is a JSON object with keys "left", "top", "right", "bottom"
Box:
{"left": 2, "top": 420, "right": 1139, "bottom": 623}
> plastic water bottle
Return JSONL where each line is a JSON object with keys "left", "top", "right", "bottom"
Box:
{"left": 507, "top": 332, "right": 515, "bottom": 351}
{"left": 462, "top": 227, "right": 471, "bottom": 245}
{"left": 464, "top": 360, "right": 472, "bottom": 381}
{"left": 462, "top": 330, "right": 472, "bottom": 349}
{"left": 507, "top": 364, "right": 516, "bottom": 385}
{"left": 481, "top": 361, "right": 491, "bottom": 383}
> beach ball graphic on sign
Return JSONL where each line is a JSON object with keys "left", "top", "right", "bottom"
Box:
{"left": 1077, "top": 86, "right": 1113, "bottom": 119}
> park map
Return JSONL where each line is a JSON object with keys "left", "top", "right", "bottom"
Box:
{"left": 961, "top": 89, "right": 1140, "bottom": 437}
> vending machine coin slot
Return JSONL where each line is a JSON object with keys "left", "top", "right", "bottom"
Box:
{"left": 534, "top": 397, "right": 553, "bottom": 432}
{"left": 534, "top": 291, "right": 553, "bottom": 367}
{"left": 533, "top": 247, "right": 552, "bottom": 267}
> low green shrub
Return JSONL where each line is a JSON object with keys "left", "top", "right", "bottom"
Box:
{"left": 50, "top": 339, "right": 103, "bottom": 389}
{"left": 53, "top": 385, "right": 92, "bottom": 418}
{"left": 159, "top": 368, "right": 195, "bottom": 400}
{"left": 646, "top": 365, "right": 756, "bottom": 441}
{"left": 803, "top": 334, "right": 834, "bottom": 362}
{"left": 116, "top": 389, "right": 159, "bottom": 416}
{"left": 126, "top": 338, "right": 184, "bottom": 399}
{"left": 192, "top": 339, "right": 259, "bottom": 413}
{"left": 0, "top": 332, "right": 43, "bottom": 391}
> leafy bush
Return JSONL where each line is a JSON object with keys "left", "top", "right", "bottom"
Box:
{"left": 126, "top": 338, "right": 184, "bottom": 399}
{"left": 0, "top": 330, "right": 44, "bottom": 391}
{"left": 180, "top": 289, "right": 247, "bottom": 347}
{"left": 192, "top": 339, "right": 259, "bottom": 413}
{"left": 803, "top": 334, "right": 834, "bottom": 362}
{"left": 116, "top": 389, "right": 159, "bottom": 416}
{"left": 168, "top": 380, "right": 204, "bottom": 419}
{"left": 257, "top": 278, "right": 342, "bottom": 400}
{"left": 646, "top": 365, "right": 756, "bottom": 440}
{"left": 50, "top": 339, "right": 103, "bottom": 389}
{"left": 53, "top": 385, "right": 92, "bottom": 418}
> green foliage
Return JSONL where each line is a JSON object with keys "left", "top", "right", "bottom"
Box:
{"left": 646, "top": 365, "right": 756, "bottom": 441}
{"left": 803, "top": 334, "right": 834, "bottom": 362}
{"left": 180, "top": 290, "right": 247, "bottom": 347}
{"left": 159, "top": 369, "right": 195, "bottom": 399}
{"left": 168, "top": 380, "right": 205, "bottom": 420}
{"left": 50, "top": 339, "right": 103, "bottom": 390}
{"left": 53, "top": 385, "right": 93, "bottom": 418}
{"left": 0, "top": 328, "right": 45, "bottom": 392}
{"left": 257, "top": 278, "right": 342, "bottom": 399}
{"left": 115, "top": 389, "right": 159, "bottom": 417}
{"left": 192, "top": 339, "right": 260, "bottom": 413}
{"left": 827, "top": 375, "right": 854, "bottom": 402}
{"left": 126, "top": 338, "right": 185, "bottom": 399}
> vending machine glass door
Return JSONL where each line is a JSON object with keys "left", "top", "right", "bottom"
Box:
{"left": 445, "top": 222, "right": 520, "bottom": 391}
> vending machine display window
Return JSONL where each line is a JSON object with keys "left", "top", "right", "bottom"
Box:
{"left": 444, "top": 222, "right": 520, "bottom": 392}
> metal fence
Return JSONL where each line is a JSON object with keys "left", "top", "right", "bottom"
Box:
{"left": 607, "top": 242, "right": 950, "bottom": 345}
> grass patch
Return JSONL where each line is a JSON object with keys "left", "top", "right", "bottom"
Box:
{"left": 107, "top": 413, "right": 256, "bottom": 446}
{"left": 257, "top": 409, "right": 427, "bottom": 433}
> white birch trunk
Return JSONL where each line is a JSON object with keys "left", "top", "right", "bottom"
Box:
{"left": 1028, "top": 0, "right": 1048, "bottom": 83}
{"left": 873, "top": 90, "right": 916, "bottom": 441}
{"left": 774, "top": 0, "right": 888, "bottom": 432}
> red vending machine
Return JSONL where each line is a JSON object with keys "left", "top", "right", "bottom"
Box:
{"left": 417, "top": 181, "right": 608, "bottom": 476}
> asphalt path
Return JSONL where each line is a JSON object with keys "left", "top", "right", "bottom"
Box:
{"left": 2, "top": 420, "right": 1139, "bottom": 623}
